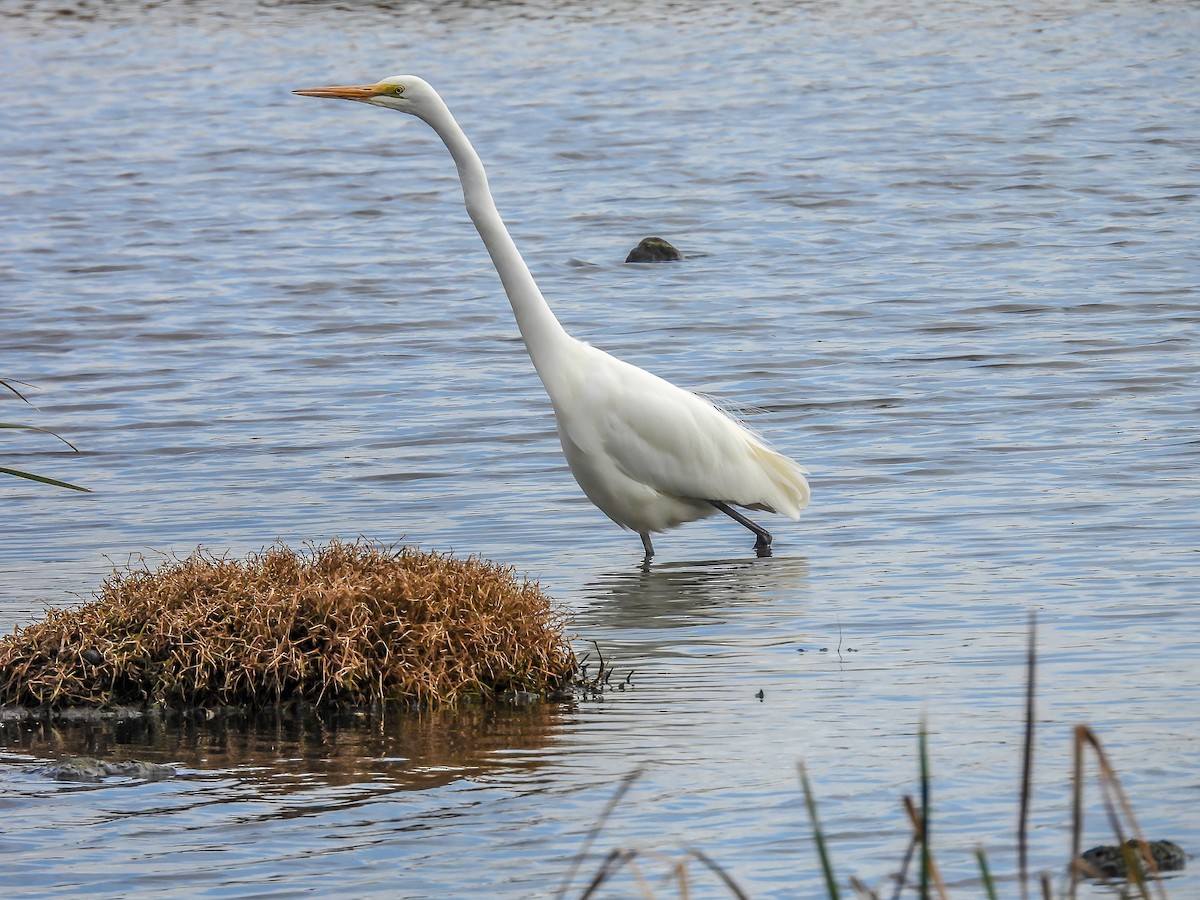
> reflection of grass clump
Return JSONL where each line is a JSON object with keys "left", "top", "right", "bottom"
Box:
{"left": 0, "top": 540, "right": 575, "bottom": 709}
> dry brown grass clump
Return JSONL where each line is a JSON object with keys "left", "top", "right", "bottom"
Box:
{"left": 0, "top": 540, "right": 575, "bottom": 709}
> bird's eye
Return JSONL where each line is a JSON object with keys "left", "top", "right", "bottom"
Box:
{"left": 391, "top": 84, "right": 405, "bottom": 95}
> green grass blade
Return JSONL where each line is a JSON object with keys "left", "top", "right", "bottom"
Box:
{"left": 0, "top": 466, "right": 91, "bottom": 492}
{"left": 975, "top": 847, "right": 999, "bottom": 900}
{"left": 919, "top": 723, "right": 931, "bottom": 900}
{"left": 0, "top": 421, "right": 81, "bottom": 451}
{"left": 799, "top": 762, "right": 841, "bottom": 900}
{"left": 0, "top": 379, "right": 32, "bottom": 402}
{"left": 1019, "top": 612, "right": 1037, "bottom": 899}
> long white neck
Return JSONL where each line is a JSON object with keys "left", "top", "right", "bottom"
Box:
{"left": 418, "top": 100, "right": 573, "bottom": 385}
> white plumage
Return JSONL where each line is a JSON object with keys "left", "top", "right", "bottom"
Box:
{"left": 295, "top": 75, "right": 810, "bottom": 558}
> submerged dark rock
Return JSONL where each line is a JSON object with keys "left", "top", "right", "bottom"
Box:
{"left": 625, "top": 237, "right": 681, "bottom": 263}
{"left": 37, "top": 756, "right": 176, "bottom": 783}
{"left": 1078, "top": 839, "right": 1186, "bottom": 879}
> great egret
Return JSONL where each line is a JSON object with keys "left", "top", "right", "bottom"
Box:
{"left": 294, "top": 75, "right": 810, "bottom": 558}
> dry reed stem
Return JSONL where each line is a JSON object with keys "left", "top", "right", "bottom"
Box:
{"left": 1068, "top": 725, "right": 1168, "bottom": 900}
{"left": 558, "top": 767, "right": 645, "bottom": 898}
{"left": 850, "top": 875, "right": 881, "bottom": 900}
{"left": 901, "top": 793, "right": 948, "bottom": 900}
{"left": 0, "top": 540, "right": 575, "bottom": 709}
{"left": 578, "top": 849, "right": 644, "bottom": 899}
{"left": 893, "top": 796, "right": 921, "bottom": 898}
{"left": 683, "top": 848, "right": 750, "bottom": 900}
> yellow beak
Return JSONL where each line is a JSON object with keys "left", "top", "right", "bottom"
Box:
{"left": 293, "top": 84, "right": 385, "bottom": 101}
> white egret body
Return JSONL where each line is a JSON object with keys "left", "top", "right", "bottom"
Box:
{"left": 294, "top": 75, "right": 810, "bottom": 557}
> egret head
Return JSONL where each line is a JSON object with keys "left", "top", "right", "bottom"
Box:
{"left": 293, "top": 74, "right": 440, "bottom": 119}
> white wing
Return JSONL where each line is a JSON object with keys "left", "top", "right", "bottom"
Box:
{"left": 549, "top": 342, "right": 810, "bottom": 524}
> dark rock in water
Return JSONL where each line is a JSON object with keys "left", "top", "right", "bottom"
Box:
{"left": 37, "top": 756, "right": 176, "bottom": 783}
{"left": 1078, "top": 839, "right": 1186, "bottom": 878}
{"left": 626, "top": 237, "right": 681, "bottom": 263}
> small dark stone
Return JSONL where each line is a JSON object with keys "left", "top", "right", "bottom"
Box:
{"left": 82, "top": 648, "right": 105, "bottom": 666}
{"left": 1078, "top": 839, "right": 1186, "bottom": 879}
{"left": 625, "top": 237, "right": 681, "bottom": 263}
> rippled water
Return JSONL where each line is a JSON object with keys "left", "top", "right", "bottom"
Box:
{"left": 2, "top": 0, "right": 1198, "bottom": 896}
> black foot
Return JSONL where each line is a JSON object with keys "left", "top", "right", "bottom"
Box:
{"left": 710, "top": 501, "right": 774, "bottom": 557}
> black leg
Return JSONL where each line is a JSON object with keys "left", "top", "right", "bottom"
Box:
{"left": 640, "top": 532, "right": 655, "bottom": 559}
{"left": 710, "top": 501, "right": 773, "bottom": 557}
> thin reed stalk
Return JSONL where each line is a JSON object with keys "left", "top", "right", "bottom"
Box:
{"left": 577, "top": 848, "right": 644, "bottom": 899}
{"left": 558, "top": 768, "right": 645, "bottom": 899}
{"left": 800, "top": 761, "right": 841, "bottom": 900}
{"left": 975, "top": 847, "right": 999, "bottom": 900}
{"left": 920, "top": 723, "right": 932, "bottom": 900}
{"left": 902, "top": 778, "right": 948, "bottom": 900}
{"left": 1018, "top": 611, "right": 1037, "bottom": 899}
{"left": 683, "top": 849, "right": 750, "bottom": 900}
{"left": 893, "top": 799, "right": 920, "bottom": 900}
{"left": 1071, "top": 726, "right": 1168, "bottom": 900}
{"left": 1069, "top": 714, "right": 1086, "bottom": 899}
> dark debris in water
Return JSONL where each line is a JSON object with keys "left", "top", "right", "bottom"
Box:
{"left": 572, "top": 641, "right": 634, "bottom": 699}
{"left": 1078, "top": 839, "right": 1186, "bottom": 880}
{"left": 36, "top": 756, "right": 176, "bottom": 783}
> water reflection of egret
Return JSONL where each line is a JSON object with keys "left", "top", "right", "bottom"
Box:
{"left": 579, "top": 554, "right": 811, "bottom": 631}
{"left": 294, "top": 75, "right": 810, "bottom": 560}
